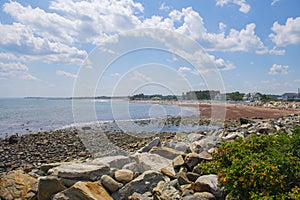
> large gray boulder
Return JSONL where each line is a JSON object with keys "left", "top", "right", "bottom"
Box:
{"left": 196, "top": 174, "right": 223, "bottom": 199}
{"left": 152, "top": 181, "right": 181, "bottom": 199}
{"left": 149, "top": 146, "right": 186, "bottom": 160}
{"left": 131, "top": 152, "right": 175, "bottom": 174}
{"left": 89, "top": 155, "right": 133, "bottom": 169}
{"left": 52, "top": 181, "right": 113, "bottom": 200}
{"left": 189, "top": 138, "right": 216, "bottom": 153}
{"left": 49, "top": 163, "right": 110, "bottom": 181}
{"left": 187, "top": 133, "right": 205, "bottom": 142}
{"left": 113, "top": 170, "right": 164, "bottom": 200}
{"left": 169, "top": 141, "right": 189, "bottom": 153}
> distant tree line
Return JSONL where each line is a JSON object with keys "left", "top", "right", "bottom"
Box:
{"left": 182, "top": 90, "right": 220, "bottom": 100}
{"left": 130, "top": 91, "right": 280, "bottom": 102}
{"left": 227, "top": 91, "right": 244, "bottom": 101}
{"left": 129, "top": 93, "right": 177, "bottom": 101}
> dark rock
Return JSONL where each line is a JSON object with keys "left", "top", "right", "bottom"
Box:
{"left": 184, "top": 153, "right": 201, "bottom": 171}
{"left": 8, "top": 135, "right": 19, "bottom": 144}
{"left": 178, "top": 171, "right": 191, "bottom": 185}
{"left": 137, "top": 137, "right": 160, "bottom": 153}
{"left": 38, "top": 176, "right": 66, "bottom": 200}
{"left": 240, "top": 118, "right": 254, "bottom": 125}
{"left": 191, "top": 181, "right": 210, "bottom": 192}
{"left": 186, "top": 172, "right": 200, "bottom": 182}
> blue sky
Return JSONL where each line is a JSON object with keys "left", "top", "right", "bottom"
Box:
{"left": 0, "top": 0, "right": 299, "bottom": 97}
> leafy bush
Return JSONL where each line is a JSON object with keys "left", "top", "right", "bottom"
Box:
{"left": 197, "top": 126, "right": 300, "bottom": 199}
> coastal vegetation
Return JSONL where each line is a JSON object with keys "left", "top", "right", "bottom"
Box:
{"left": 129, "top": 93, "right": 177, "bottom": 101}
{"left": 197, "top": 126, "right": 300, "bottom": 199}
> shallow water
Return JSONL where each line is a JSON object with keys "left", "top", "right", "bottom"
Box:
{"left": 0, "top": 98, "right": 203, "bottom": 138}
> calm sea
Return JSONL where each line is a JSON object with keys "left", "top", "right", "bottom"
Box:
{"left": 0, "top": 98, "right": 201, "bottom": 138}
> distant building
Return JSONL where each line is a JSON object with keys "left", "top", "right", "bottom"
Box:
{"left": 151, "top": 96, "right": 162, "bottom": 101}
{"left": 214, "top": 93, "right": 226, "bottom": 101}
{"left": 282, "top": 89, "right": 300, "bottom": 101}
{"left": 242, "top": 93, "right": 261, "bottom": 102}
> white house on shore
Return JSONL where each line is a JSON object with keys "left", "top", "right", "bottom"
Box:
{"left": 242, "top": 93, "right": 261, "bottom": 102}
{"left": 282, "top": 89, "right": 300, "bottom": 101}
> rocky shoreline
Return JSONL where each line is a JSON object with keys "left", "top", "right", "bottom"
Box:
{"left": 0, "top": 114, "right": 299, "bottom": 199}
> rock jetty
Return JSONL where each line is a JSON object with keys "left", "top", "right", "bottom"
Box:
{"left": 0, "top": 114, "right": 299, "bottom": 199}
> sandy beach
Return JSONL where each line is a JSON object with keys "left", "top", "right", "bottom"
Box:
{"left": 131, "top": 100, "right": 300, "bottom": 120}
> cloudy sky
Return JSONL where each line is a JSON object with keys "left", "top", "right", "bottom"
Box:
{"left": 0, "top": 0, "right": 299, "bottom": 97}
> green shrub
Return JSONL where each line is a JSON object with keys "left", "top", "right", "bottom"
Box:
{"left": 197, "top": 126, "right": 300, "bottom": 199}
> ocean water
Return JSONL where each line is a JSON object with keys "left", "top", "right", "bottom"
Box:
{"left": 0, "top": 98, "right": 205, "bottom": 138}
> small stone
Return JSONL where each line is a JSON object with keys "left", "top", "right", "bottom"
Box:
{"left": 195, "top": 174, "right": 222, "bottom": 199}
{"left": 186, "top": 172, "right": 200, "bottom": 182}
{"left": 240, "top": 118, "right": 254, "bottom": 125}
{"left": 101, "top": 175, "right": 123, "bottom": 193}
{"left": 191, "top": 181, "right": 210, "bottom": 192}
{"left": 152, "top": 181, "right": 181, "bottom": 200}
{"left": 137, "top": 137, "right": 160, "bottom": 153}
{"left": 172, "top": 155, "right": 185, "bottom": 168}
{"left": 184, "top": 153, "right": 201, "bottom": 170}
{"left": 178, "top": 171, "right": 191, "bottom": 185}
{"left": 129, "top": 192, "right": 152, "bottom": 200}
{"left": 193, "top": 192, "right": 216, "bottom": 200}
{"left": 161, "top": 167, "right": 176, "bottom": 179}
{"left": 115, "top": 169, "right": 134, "bottom": 183}
{"left": 198, "top": 151, "right": 213, "bottom": 161}
{"left": 8, "top": 135, "right": 19, "bottom": 144}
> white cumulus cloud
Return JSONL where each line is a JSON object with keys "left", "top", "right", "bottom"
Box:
{"left": 131, "top": 71, "right": 152, "bottom": 82}
{"left": 269, "top": 17, "right": 300, "bottom": 47}
{"left": 216, "top": 0, "right": 251, "bottom": 13}
{"left": 268, "top": 64, "right": 289, "bottom": 75}
{"left": 56, "top": 70, "right": 78, "bottom": 78}
{"left": 0, "top": 61, "right": 38, "bottom": 80}
{"left": 178, "top": 66, "right": 192, "bottom": 73}
{"left": 21, "top": 74, "right": 38, "bottom": 81}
